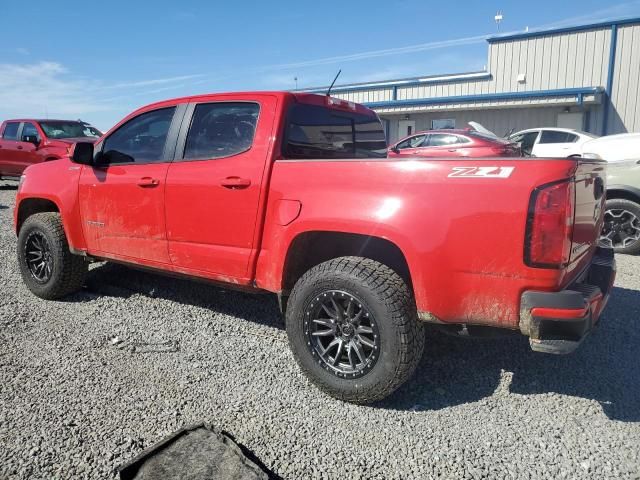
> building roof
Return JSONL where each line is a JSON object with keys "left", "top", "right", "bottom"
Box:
{"left": 486, "top": 15, "right": 640, "bottom": 43}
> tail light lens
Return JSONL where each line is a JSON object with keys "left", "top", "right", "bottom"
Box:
{"left": 525, "top": 180, "right": 575, "bottom": 268}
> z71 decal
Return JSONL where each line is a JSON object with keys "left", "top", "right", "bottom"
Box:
{"left": 448, "top": 166, "right": 515, "bottom": 178}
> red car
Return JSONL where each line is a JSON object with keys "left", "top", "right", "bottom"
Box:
{"left": 14, "top": 92, "right": 613, "bottom": 404}
{"left": 0, "top": 119, "right": 101, "bottom": 179}
{"left": 388, "top": 129, "right": 521, "bottom": 157}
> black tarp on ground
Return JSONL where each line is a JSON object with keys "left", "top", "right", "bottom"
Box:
{"left": 118, "top": 424, "right": 270, "bottom": 480}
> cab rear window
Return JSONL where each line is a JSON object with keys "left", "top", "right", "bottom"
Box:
{"left": 283, "top": 103, "right": 387, "bottom": 159}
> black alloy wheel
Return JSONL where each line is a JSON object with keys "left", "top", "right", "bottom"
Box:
{"left": 25, "top": 231, "right": 54, "bottom": 283}
{"left": 305, "top": 290, "right": 380, "bottom": 378}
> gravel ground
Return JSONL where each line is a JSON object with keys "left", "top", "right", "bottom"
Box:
{"left": 1, "top": 185, "right": 639, "bottom": 480}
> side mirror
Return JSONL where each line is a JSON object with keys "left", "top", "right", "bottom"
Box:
{"left": 71, "top": 142, "right": 94, "bottom": 165}
{"left": 22, "top": 135, "right": 40, "bottom": 147}
{"left": 390, "top": 145, "right": 400, "bottom": 154}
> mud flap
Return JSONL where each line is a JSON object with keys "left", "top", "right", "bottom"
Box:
{"left": 118, "top": 424, "right": 270, "bottom": 480}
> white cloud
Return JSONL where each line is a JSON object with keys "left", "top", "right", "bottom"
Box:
{"left": 0, "top": 62, "right": 206, "bottom": 129}
{"left": 0, "top": 62, "right": 111, "bottom": 121}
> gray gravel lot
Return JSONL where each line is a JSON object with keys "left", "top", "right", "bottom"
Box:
{"left": 1, "top": 185, "right": 639, "bottom": 479}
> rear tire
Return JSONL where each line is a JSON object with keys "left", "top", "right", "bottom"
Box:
{"left": 286, "top": 256, "right": 425, "bottom": 404}
{"left": 17, "top": 212, "right": 87, "bottom": 299}
{"left": 600, "top": 198, "right": 640, "bottom": 255}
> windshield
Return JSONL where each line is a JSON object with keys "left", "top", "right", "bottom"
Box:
{"left": 39, "top": 121, "right": 102, "bottom": 139}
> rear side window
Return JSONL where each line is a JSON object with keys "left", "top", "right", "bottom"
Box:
{"left": 427, "top": 134, "right": 460, "bottom": 146}
{"left": 539, "top": 130, "right": 572, "bottom": 143}
{"left": 102, "top": 107, "right": 176, "bottom": 164}
{"left": 283, "top": 104, "right": 387, "bottom": 159}
{"left": 2, "top": 122, "right": 19, "bottom": 140}
{"left": 183, "top": 102, "right": 259, "bottom": 160}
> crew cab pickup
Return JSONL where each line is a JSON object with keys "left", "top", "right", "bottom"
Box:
{"left": 0, "top": 119, "right": 101, "bottom": 179}
{"left": 14, "top": 92, "right": 615, "bottom": 404}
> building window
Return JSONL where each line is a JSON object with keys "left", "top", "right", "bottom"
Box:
{"left": 431, "top": 119, "right": 455, "bottom": 130}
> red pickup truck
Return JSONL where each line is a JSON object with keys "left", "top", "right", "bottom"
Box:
{"left": 14, "top": 92, "right": 615, "bottom": 404}
{"left": 0, "top": 119, "right": 101, "bottom": 179}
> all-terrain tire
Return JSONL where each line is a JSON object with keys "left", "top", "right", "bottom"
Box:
{"left": 601, "top": 198, "right": 640, "bottom": 255}
{"left": 17, "top": 212, "right": 87, "bottom": 299}
{"left": 286, "top": 256, "right": 425, "bottom": 404}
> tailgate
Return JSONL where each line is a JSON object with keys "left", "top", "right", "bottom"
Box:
{"left": 570, "top": 159, "right": 607, "bottom": 264}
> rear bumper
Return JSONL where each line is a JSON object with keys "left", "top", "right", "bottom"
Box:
{"left": 520, "top": 248, "right": 616, "bottom": 354}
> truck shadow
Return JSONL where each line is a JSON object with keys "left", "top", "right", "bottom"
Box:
{"left": 70, "top": 264, "right": 638, "bottom": 422}
{"left": 72, "top": 262, "right": 284, "bottom": 330}
{"left": 382, "top": 286, "right": 640, "bottom": 422}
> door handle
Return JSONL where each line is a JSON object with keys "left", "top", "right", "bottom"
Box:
{"left": 448, "top": 149, "right": 457, "bottom": 152}
{"left": 17, "top": 145, "right": 23, "bottom": 150}
{"left": 137, "top": 177, "right": 160, "bottom": 187}
{"left": 220, "top": 176, "right": 251, "bottom": 189}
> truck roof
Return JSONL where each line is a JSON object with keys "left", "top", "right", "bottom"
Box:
{"left": 2, "top": 118, "right": 84, "bottom": 123}
{"left": 135, "top": 91, "right": 377, "bottom": 117}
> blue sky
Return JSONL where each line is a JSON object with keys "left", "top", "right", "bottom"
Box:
{"left": 1, "top": 0, "right": 640, "bottom": 131}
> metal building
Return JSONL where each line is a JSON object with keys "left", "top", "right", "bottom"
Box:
{"left": 305, "top": 16, "right": 640, "bottom": 143}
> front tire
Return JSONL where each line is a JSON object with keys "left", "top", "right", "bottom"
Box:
{"left": 17, "top": 212, "right": 87, "bottom": 299}
{"left": 600, "top": 198, "right": 640, "bottom": 255}
{"left": 286, "top": 257, "right": 425, "bottom": 404}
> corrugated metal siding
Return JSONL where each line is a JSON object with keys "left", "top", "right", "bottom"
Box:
{"left": 331, "top": 21, "right": 640, "bottom": 135}
{"left": 608, "top": 23, "right": 640, "bottom": 133}
{"left": 384, "top": 107, "right": 564, "bottom": 143}
{"left": 334, "top": 28, "right": 612, "bottom": 108}
{"left": 487, "top": 28, "right": 611, "bottom": 93}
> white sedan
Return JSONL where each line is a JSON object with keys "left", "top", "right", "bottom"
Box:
{"left": 507, "top": 128, "right": 597, "bottom": 157}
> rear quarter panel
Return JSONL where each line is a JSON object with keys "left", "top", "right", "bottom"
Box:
{"left": 256, "top": 158, "right": 583, "bottom": 328}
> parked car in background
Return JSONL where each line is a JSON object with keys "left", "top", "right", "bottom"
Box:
{"left": 508, "top": 128, "right": 597, "bottom": 157}
{"left": 388, "top": 129, "right": 521, "bottom": 157}
{"left": 580, "top": 133, "right": 640, "bottom": 254}
{"left": 0, "top": 119, "right": 102, "bottom": 179}
{"left": 13, "top": 91, "right": 614, "bottom": 403}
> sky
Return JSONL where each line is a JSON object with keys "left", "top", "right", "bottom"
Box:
{"left": 1, "top": 0, "right": 640, "bottom": 131}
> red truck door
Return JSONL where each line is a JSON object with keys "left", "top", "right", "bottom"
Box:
{"left": 164, "top": 96, "right": 276, "bottom": 280}
{"left": 0, "top": 121, "right": 24, "bottom": 176}
{"left": 78, "top": 105, "right": 184, "bottom": 264}
{"left": 13, "top": 122, "right": 42, "bottom": 173}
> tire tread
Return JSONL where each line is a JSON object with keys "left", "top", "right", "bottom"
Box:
{"left": 287, "top": 256, "right": 424, "bottom": 404}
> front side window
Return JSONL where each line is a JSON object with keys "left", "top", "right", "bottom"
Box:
{"left": 427, "top": 134, "right": 460, "bottom": 146}
{"left": 39, "top": 121, "right": 102, "bottom": 139}
{"left": 539, "top": 130, "right": 571, "bottom": 144}
{"left": 183, "top": 102, "right": 259, "bottom": 160}
{"left": 283, "top": 104, "right": 387, "bottom": 159}
{"left": 102, "top": 107, "right": 176, "bottom": 164}
{"left": 21, "top": 123, "right": 40, "bottom": 142}
{"left": 396, "top": 135, "right": 426, "bottom": 149}
{"left": 2, "top": 122, "right": 19, "bottom": 140}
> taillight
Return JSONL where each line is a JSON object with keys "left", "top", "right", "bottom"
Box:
{"left": 524, "top": 179, "right": 575, "bottom": 268}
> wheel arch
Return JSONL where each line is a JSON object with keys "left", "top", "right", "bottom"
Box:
{"left": 16, "top": 197, "right": 61, "bottom": 234}
{"left": 606, "top": 185, "right": 640, "bottom": 204}
{"left": 278, "top": 231, "right": 412, "bottom": 311}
